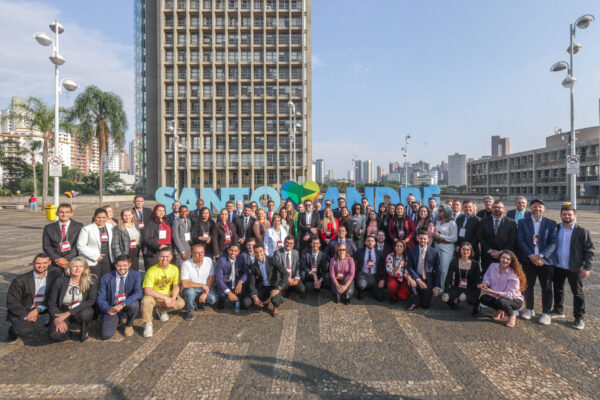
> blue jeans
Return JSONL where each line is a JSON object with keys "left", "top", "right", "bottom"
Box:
{"left": 30, "top": 202, "right": 37, "bottom": 212}
{"left": 182, "top": 287, "right": 218, "bottom": 311}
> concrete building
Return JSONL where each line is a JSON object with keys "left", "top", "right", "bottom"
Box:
{"left": 413, "top": 170, "right": 438, "bottom": 186}
{"left": 138, "top": 0, "right": 312, "bottom": 193}
{"left": 325, "top": 169, "right": 335, "bottom": 181}
{"left": 389, "top": 161, "right": 400, "bottom": 173}
{"left": 468, "top": 126, "right": 599, "bottom": 200}
{"left": 448, "top": 153, "right": 466, "bottom": 186}
{"left": 491, "top": 135, "right": 510, "bottom": 157}
{"left": 376, "top": 165, "right": 385, "bottom": 182}
{"left": 314, "top": 158, "right": 324, "bottom": 182}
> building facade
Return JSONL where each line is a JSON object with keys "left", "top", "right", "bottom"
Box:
{"left": 139, "top": 0, "right": 312, "bottom": 194}
{"left": 448, "top": 153, "right": 466, "bottom": 186}
{"left": 491, "top": 135, "right": 510, "bottom": 158}
{"left": 314, "top": 158, "right": 324, "bottom": 182}
{"left": 468, "top": 127, "right": 599, "bottom": 200}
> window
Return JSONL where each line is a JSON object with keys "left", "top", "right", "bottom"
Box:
{"left": 165, "top": 101, "right": 174, "bottom": 114}
{"left": 229, "top": 154, "right": 239, "bottom": 167}
{"left": 291, "top": 33, "right": 301, "bottom": 45}
{"left": 254, "top": 67, "right": 264, "bottom": 79}
{"left": 216, "top": 51, "right": 225, "bottom": 62}
{"left": 267, "top": 16, "right": 276, "bottom": 28}
{"left": 203, "top": 101, "right": 213, "bottom": 114}
{"left": 266, "top": 51, "right": 277, "bottom": 62}
{"left": 241, "top": 67, "right": 251, "bottom": 79}
{"left": 191, "top": 119, "right": 200, "bottom": 131}
{"left": 279, "top": 152, "right": 290, "bottom": 166}
{"left": 292, "top": 84, "right": 302, "bottom": 96}
{"left": 216, "top": 154, "right": 225, "bottom": 167}
{"left": 228, "top": 16, "right": 238, "bottom": 27}
{"left": 229, "top": 119, "right": 238, "bottom": 132}
{"left": 229, "top": 135, "right": 239, "bottom": 149}
{"left": 267, "top": 119, "right": 276, "bottom": 131}
{"left": 279, "top": 135, "right": 289, "bottom": 148}
{"left": 229, "top": 84, "right": 238, "bottom": 96}
{"left": 165, "top": 15, "right": 174, "bottom": 27}
{"left": 165, "top": 32, "right": 174, "bottom": 45}
{"left": 165, "top": 50, "right": 174, "bottom": 62}
{"left": 241, "top": 85, "right": 251, "bottom": 97}
{"left": 242, "top": 135, "right": 251, "bottom": 149}
{"left": 229, "top": 171, "right": 239, "bottom": 185}
{"left": 203, "top": 15, "right": 212, "bottom": 27}
{"left": 241, "top": 119, "right": 251, "bottom": 131}
{"left": 203, "top": 171, "right": 212, "bottom": 185}
{"left": 267, "top": 67, "right": 277, "bottom": 79}
{"left": 254, "top": 171, "right": 264, "bottom": 185}
{"left": 254, "top": 84, "right": 264, "bottom": 97}
{"left": 267, "top": 135, "right": 276, "bottom": 149}
{"left": 291, "top": 16, "right": 301, "bottom": 27}
{"left": 254, "top": 102, "right": 264, "bottom": 114}
{"left": 266, "top": 33, "right": 276, "bottom": 45}
{"left": 203, "top": 84, "right": 213, "bottom": 98}
{"left": 216, "top": 84, "right": 225, "bottom": 97}
{"left": 266, "top": 85, "right": 277, "bottom": 96}
{"left": 178, "top": 32, "right": 186, "bottom": 44}
{"left": 203, "top": 51, "right": 212, "bottom": 62}
{"left": 203, "top": 135, "right": 213, "bottom": 150}
{"left": 279, "top": 32, "right": 289, "bottom": 45}
{"left": 279, "top": 0, "right": 289, "bottom": 9}
{"left": 253, "top": 51, "right": 263, "bottom": 62}
{"left": 191, "top": 153, "right": 200, "bottom": 167}
{"left": 254, "top": 33, "right": 263, "bottom": 45}
{"left": 254, "top": 16, "right": 263, "bottom": 27}
{"left": 267, "top": 101, "right": 276, "bottom": 114}
{"left": 178, "top": 102, "right": 187, "bottom": 113}
{"left": 203, "top": 67, "right": 212, "bottom": 79}
{"left": 254, "top": 135, "right": 264, "bottom": 149}
{"left": 190, "top": 50, "right": 199, "bottom": 62}
{"left": 203, "top": 119, "right": 213, "bottom": 131}
{"left": 229, "top": 67, "right": 238, "bottom": 79}
{"left": 216, "top": 119, "right": 225, "bottom": 132}
{"left": 254, "top": 0, "right": 263, "bottom": 9}
{"left": 165, "top": 67, "right": 174, "bottom": 80}
{"left": 229, "top": 101, "right": 238, "bottom": 114}
{"left": 267, "top": 153, "right": 276, "bottom": 167}
{"left": 203, "top": 33, "right": 212, "bottom": 44}
{"left": 192, "top": 136, "right": 201, "bottom": 149}
{"left": 279, "top": 67, "right": 289, "bottom": 80}
{"left": 254, "top": 120, "right": 264, "bottom": 132}
{"left": 241, "top": 154, "right": 252, "bottom": 167}
{"left": 190, "top": 84, "right": 199, "bottom": 97}
{"left": 228, "top": 51, "right": 238, "bottom": 62}
{"left": 166, "top": 153, "right": 174, "bottom": 167}
{"left": 216, "top": 67, "right": 225, "bottom": 80}
{"left": 291, "top": 67, "right": 302, "bottom": 80}
{"left": 216, "top": 135, "right": 226, "bottom": 150}
{"left": 178, "top": 50, "right": 186, "bottom": 62}
{"left": 241, "top": 51, "right": 252, "bottom": 62}
{"left": 191, "top": 16, "right": 200, "bottom": 27}
{"left": 191, "top": 67, "right": 200, "bottom": 79}
{"left": 165, "top": 84, "right": 174, "bottom": 97}
{"left": 291, "top": 51, "right": 301, "bottom": 62}
{"left": 216, "top": 16, "right": 225, "bottom": 27}
{"left": 279, "top": 50, "right": 289, "bottom": 62}
{"left": 279, "top": 85, "right": 290, "bottom": 96}
{"left": 191, "top": 32, "right": 200, "bottom": 45}
{"left": 241, "top": 17, "right": 251, "bottom": 28}
{"left": 216, "top": 101, "right": 225, "bottom": 114}
{"left": 241, "top": 102, "right": 251, "bottom": 114}
{"left": 279, "top": 102, "right": 289, "bottom": 114}
{"left": 279, "top": 16, "right": 289, "bottom": 28}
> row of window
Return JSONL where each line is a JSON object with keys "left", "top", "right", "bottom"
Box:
{"left": 165, "top": 83, "right": 303, "bottom": 98}
{"left": 184, "top": 170, "right": 291, "bottom": 187}
{"left": 166, "top": 100, "right": 302, "bottom": 115}
{"left": 166, "top": 117, "right": 303, "bottom": 132}
{"left": 165, "top": 49, "right": 303, "bottom": 63}
{"left": 164, "top": 134, "right": 303, "bottom": 150}
{"left": 165, "top": 66, "right": 303, "bottom": 80}
{"left": 165, "top": 14, "right": 303, "bottom": 28}
{"left": 165, "top": 32, "right": 302, "bottom": 46}
{"left": 165, "top": 152, "right": 303, "bottom": 168}
{"left": 165, "top": 0, "right": 303, "bottom": 11}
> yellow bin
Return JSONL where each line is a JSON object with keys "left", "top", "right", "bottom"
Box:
{"left": 45, "top": 204, "right": 57, "bottom": 221}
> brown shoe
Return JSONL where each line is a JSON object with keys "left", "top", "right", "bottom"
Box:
{"left": 272, "top": 307, "right": 280, "bottom": 317}
{"left": 124, "top": 326, "right": 134, "bottom": 337}
{"left": 406, "top": 304, "right": 418, "bottom": 311}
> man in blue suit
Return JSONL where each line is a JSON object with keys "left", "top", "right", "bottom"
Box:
{"left": 214, "top": 243, "right": 252, "bottom": 310}
{"left": 96, "top": 255, "right": 143, "bottom": 339}
{"left": 406, "top": 230, "right": 442, "bottom": 310}
{"left": 516, "top": 199, "right": 557, "bottom": 325}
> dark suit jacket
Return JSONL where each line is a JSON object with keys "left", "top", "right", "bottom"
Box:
{"left": 48, "top": 275, "right": 98, "bottom": 318}
{"left": 516, "top": 216, "right": 557, "bottom": 264}
{"left": 455, "top": 214, "right": 481, "bottom": 257}
{"left": 477, "top": 216, "right": 517, "bottom": 266}
{"left": 506, "top": 209, "right": 532, "bottom": 221}
{"left": 96, "top": 270, "right": 143, "bottom": 314}
{"left": 476, "top": 209, "right": 492, "bottom": 219}
{"left": 212, "top": 221, "right": 239, "bottom": 258}
{"left": 165, "top": 212, "right": 179, "bottom": 227}
{"left": 550, "top": 224, "right": 595, "bottom": 272}
{"left": 406, "top": 245, "right": 441, "bottom": 288}
{"left": 131, "top": 207, "right": 152, "bottom": 226}
{"left": 247, "top": 256, "right": 288, "bottom": 296}
{"left": 235, "top": 215, "right": 255, "bottom": 240}
{"left": 298, "top": 211, "right": 321, "bottom": 241}
{"left": 214, "top": 255, "right": 248, "bottom": 296}
{"left": 141, "top": 220, "right": 166, "bottom": 257}
{"left": 6, "top": 269, "right": 60, "bottom": 319}
{"left": 354, "top": 247, "right": 386, "bottom": 282}
{"left": 272, "top": 248, "right": 301, "bottom": 279}
{"left": 42, "top": 220, "right": 84, "bottom": 266}
{"left": 374, "top": 242, "right": 392, "bottom": 258}
{"left": 300, "top": 249, "right": 330, "bottom": 280}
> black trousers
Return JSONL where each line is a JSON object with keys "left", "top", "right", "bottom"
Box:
{"left": 357, "top": 273, "right": 384, "bottom": 301}
{"left": 91, "top": 257, "right": 112, "bottom": 278}
{"left": 552, "top": 268, "right": 585, "bottom": 319}
{"left": 523, "top": 261, "right": 554, "bottom": 314}
{"left": 409, "top": 285, "right": 433, "bottom": 308}
{"left": 49, "top": 306, "right": 94, "bottom": 342}
{"left": 283, "top": 279, "right": 306, "bottom": 297}
{"left": 8, "top": 314, "right": 36, "bottom": 338}
{"left": 129, "top": 247, "right": 140, "bottom": 271}
{"left": 446, "top": 287, "right": 480, "bottom": 309}
{"left": 304, "top": 275, "right": 331, "bottom": 292}
{"left": 480, "top": 294, "right": 523, "bottom": 317}
{"left": 254, "top": 285, "right": 283, "bottom": 308}
{"left": 331, "top": 279, "right": 355, "bottom": 301}
{"left": 101, "top": 301, "right": 140, "bottom": 340}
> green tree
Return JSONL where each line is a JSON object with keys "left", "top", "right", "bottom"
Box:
{"left": 0, "top": 138, "right": 28, "bottom": 184}
{"left": 68, "top": 86, "right": 128, "bottom": 204}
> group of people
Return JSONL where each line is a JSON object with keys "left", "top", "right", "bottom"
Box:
{"left": 5, "top": 193, "right": 595, "bottom": 343}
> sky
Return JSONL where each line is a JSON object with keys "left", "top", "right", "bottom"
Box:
{"left": 1, "top": 0, "right": 599, "bottom": 178}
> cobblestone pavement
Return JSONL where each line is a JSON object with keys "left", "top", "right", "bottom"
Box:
{"left": 0, "top": 205, "right": 598, "bottom": 399}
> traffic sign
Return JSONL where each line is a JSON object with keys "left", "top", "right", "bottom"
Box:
{"left": 49, "top": 156, "right": 63, "bottom": 177}
{"left": 566, "top": 154, "right": 580, "bottom": 175}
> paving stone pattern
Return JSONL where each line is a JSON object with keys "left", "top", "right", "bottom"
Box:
{"left": 0, "top": 205, "right": 598, "bottom": 399}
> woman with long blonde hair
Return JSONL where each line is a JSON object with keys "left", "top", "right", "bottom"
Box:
{"left": 112, "top": 208, "right": 140, "bottom": 270}
{"left": 252, "top": 208, "right": 270, "bottom": 245}
{"left": 318, "top": 207, "right": 339, "bottom": 246}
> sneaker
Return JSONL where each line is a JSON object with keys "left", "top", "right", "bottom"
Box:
{"left": 550, "top": 310, "right": 566, "bottom": 319}
{"left": 573, "top": 317, "right": 585, "bottom": 330}
{"left": 143, "top": 323, "right": 153, "bottom": 338}
{"left": 124, "top": 326, "right": 134, "bottom": 337}
{"left": 184, "top": 310, "right": 195, "bottom": 321}
{"left": 159, "top": 311, "right": 169, "bottom": 322}
{"left": 538, "top": 313, "right": 551, "bottom": 325}
{"left": 520, "top": 309, "right": 535, "bottom": 320}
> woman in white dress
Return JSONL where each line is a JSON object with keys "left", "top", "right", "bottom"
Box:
{"left": 433, "top": 204, "right": 457, "bottom": 292}
{"left": 264, "top": 215, "right": 288, "bottom": 256}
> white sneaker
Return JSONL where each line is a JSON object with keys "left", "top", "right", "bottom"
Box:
{"left": 520, "top": 309, "right": 535, "bottom": 320}
{"left": 143, "top": 323, "right": 153, "bottom": 338}
{"left": 538, "top": 313, "right": 551, "bottom": 325}
{"left": 159, "top": 311, "right": 169, "bottom": 322}
{"left": 513, "top": 310, "right": 520, "bottom": 317}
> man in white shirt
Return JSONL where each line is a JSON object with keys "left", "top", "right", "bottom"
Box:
{"left": 181, "top": 244, "right": 218, "bottom": 320}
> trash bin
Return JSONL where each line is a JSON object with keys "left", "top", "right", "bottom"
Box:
{"left": 45, "top": 204, "right": 57, "bottom": 221}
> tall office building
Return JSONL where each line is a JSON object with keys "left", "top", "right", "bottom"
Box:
{"left": 138, "top": 0, "right": 312, "bottom": 194}
{"left": 362, "top": 160, "right": 373, "bottom": 183}
{"left": 314, "top": 158, "right": 324, "bottom": 182}
{"left": 448, "top": 152, "right": 466, "bottom": 186}
{"left": 491, "top": 135, "right": 510, "bottom": 157}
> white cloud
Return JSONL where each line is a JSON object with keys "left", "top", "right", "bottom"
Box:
{"left": 0, "top": 0, "right": 134, "bottom": 142}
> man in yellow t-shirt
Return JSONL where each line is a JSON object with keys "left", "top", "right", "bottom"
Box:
{"left": 141, "top": 247, "right": 185, "bottom": 338}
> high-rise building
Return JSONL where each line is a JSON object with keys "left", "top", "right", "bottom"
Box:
{"left": 314, "top": 158, "right": 324, "bottom": 182}
{"left": 325, "top": 169, "right": 335, "bottom": 181}
{"left": 363, "top": 160, "right": 373, "bottom": 183}
{"left": 491, "top": 135, "right": 510, "bottom": 157}
{"left": 389, "top": 161, "right": 400, "bottom": 174}
{"left": 138, "top": 0, "right": 312, "bottom": 194}
{"left": 376, "top": 165, "right": 384, "bottom": 182}
{"left": 128, "top": 139, "right": 135, "bottom": 174}
{"left": 448, "top": 153, "right": 466, "bottom": 186}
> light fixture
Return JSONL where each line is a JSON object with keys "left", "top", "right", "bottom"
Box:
{"left": 49, "top": 52, "right": 65, "bottom": 66}
{"left": 567, "top": 41, "right": 582, "bottom": 54}
{"left": 33, "top": 32, "right": 52, "bottom": 46}
{"left": 561, "top": 75, "right": 576, "bottom": 88}
{"left": 61, "top": 78, "right": 78, "bottom": 91}
{"left": 550, "top": 61, "right": 568, "bottom": 72}
{"left": 49, "top": 21, "right": 64, "bottom": 34}
{"left": 575, "top": 14, "right": 594, "bottom": 29}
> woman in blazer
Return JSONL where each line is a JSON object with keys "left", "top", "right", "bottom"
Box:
{"left": 350, "top": 204, "right": 367, "bottom": 248}
{"left": 329, "top": 242, "right": 356, "bottom": 304}
{"left": 443, "top": 242, "right": 481, "bottom": 315}
{"left": 77, "top": 208, "right": 114, "bottom": 277}
{"left": 212, "top": 208, "right": 239, "bottom": 259}
{"left": 48, "top": 257, "right": 98, "bottom": 342}
{"left": 111, "top": 209, "right": 140, "bottom": 270}
{"left": 389, "top": 203, "right": 416, "bottom": 249}
{"left": 141, "top": 204, "right": 171, "bottom": 269}
{"left": 318, "top": 207, "right": 339, "bottom": 247}
{"left": 264, "top": 215, "right": 288, "bottom": 256}
{"left": 191, "top": 207, "right": 215, "bottom": 257}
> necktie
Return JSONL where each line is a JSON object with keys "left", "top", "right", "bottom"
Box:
{"left": 119, "top": 276, "right": 125, "bottom": 294}
{"left": 228, "top": 213, "right": 232, "bottom": 222}
{"left": 421, "top": 248, "right": 427, "bottom": 280}
{"left": 244, "top": 217, "right": 248, "bottom": 230}
{"left": 368, "top": 250, "right": 373, "bottom": 273}
{"left": 138, "top": 211, "right": 143, "bottom": 221}
{"left": 61, "top": 223, "right": 66, "bottom": 241}
{"left": 494, "top": 219, "right": 500, "bottom": 231}
{"left": 230, "top": 260, "right": 236, "bottom": 283}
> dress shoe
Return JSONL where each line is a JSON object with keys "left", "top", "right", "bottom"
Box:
{"left": 272, "top": 307, "right": 280, "bottom": 317}
{"left": 406, "top": 303, "right": 418, "bottom": 311}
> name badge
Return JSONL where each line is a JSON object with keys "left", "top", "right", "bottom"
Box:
{"left": 184, "top": 232, "right": 191, "bottom": 242}
{"left": 459, "top": 278, "right": 467, "bottom": 289}
{"left": 367, "top": 259, "right": 374, "bottom": 269}
{"left": 285, "top": 265, "right": 292, "bottom": 274}
{"left": 203, "top": 232, "right": 209, "bottom": 238}
{"left": 115, "top": 293, "right": 126, "bottom": 304}
{"left": 459, "top": 228, "right": 466, "bottom": 237}
{"left": 60, "top": 241, "right": 71, "bottom": 252}
{"left": 225, "top": 233, "right": 231, "bottom": 243}
{"left": 100, "top": 232, "right": 109, "bottom": 242}
{"left": 138, "top": 221, "right": 145, "bottom": 229}
{"left": 326, "top": 231, "right": 331, "bottom": 236}
{"left": 398, "top": 230, "right": 404, "bottom": 237}
{"left": 277, "top": 241, "right": 283, "bottom": 248}
{"left": 68, "top": 301, "right": 80, "bottom": 310}
{"left": 130, "top": 239, "right": 137, "bottom": 249}
{"left": 311, "top": 265, "right": 317, "bottom": 273}
{"left": 533, "top": 234, "right": 539, "bottom": 246}
{"left": 337, "top": 272, "right": 344, "bottom": 279}
{"left": 158, "top": 229, "right": 167, "bottom": 240}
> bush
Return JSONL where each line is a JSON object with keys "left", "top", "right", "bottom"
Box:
{"left": 0, "top": 188, "right": 12, "bottom": 196}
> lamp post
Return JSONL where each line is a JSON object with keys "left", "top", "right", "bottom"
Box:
{"left": 287, "top": 100, "right": 302, "bottom": 182}
{"left": 551, "top": 14, "right": 594, "bottom": 208}
{"left": 34, "top": 21, "right": 78, "bottom": 208}
{"left": 401, "top": 134, "right": 411, "bottom": 186}
{"left": 168, "top": 120, "right": 180, "bottom": 199}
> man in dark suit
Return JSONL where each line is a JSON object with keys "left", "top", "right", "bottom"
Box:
{"left": 506, "top": 196, "right": 531, "bottom": 225}
{"left": 248, "top": 244, "right": 288, "bottom": 317}
{"left": 165, "top": 201, "right": 181, "bottom": 226}
{"left": 132, "top": 195, "right": 152, "bottom": 231}
{"left": 516, "top": 199, "right": 557, "bottom": 324}
{"left": 266, "top": 200, "right": 277, "bottom": 226}
{"left": 300, "top": 238, "right": 331, "bottom": 292}
{"left": 5, "top": 253, "right": 59, "bottom": 343}
{"left": 455, "top": 200, "right": 481, "bottom": 259}
{"left": 189, "top": 198, "right": 205, "bottom": 227}
{"left": 96, "top": 255, "right": 143, "bottom": 339}
{"left": 233, "top": 200, "right": 244, "bottom": 219}
{"left": 406, "top": 231, "right": 442, "bottom": 310}
{"left": 333, "top": 197, "right": 346, "bottom": 219}
{"left": 550, "top": 205, "right": 595, "bottom": 330}
{"left": 374, "top": 230, "right": 392, "bottom": 256}
{"left": 272, "top": 236, "right": 305, "bottom": 298}
{"left": 214, "top": 243, "right": 251, "bottom": 309}
{"left": 477, "top": 201, "right": 517, "bottom": 273}
{"left": 354, "top": 236, "right": 385, "bottom": 301}
{"left": 476, "top": 195, "right": 494, "bottom": 219}
{"left": 235, "top": 205, "right": 256, "bottom": 249}
{"left": 298, "top": 200, "right": 321, "bottom": 253}
{"left": 42, "top": 203, "right": 83, "bottom": 273}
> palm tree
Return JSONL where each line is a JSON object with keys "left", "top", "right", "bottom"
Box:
{"left": 27, "top": 138, "right": 43, "bottom": 197}
{"left": 69, "top": 86, "right": 128, "bottom": 204}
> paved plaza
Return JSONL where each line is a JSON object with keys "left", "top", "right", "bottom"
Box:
{"left": 0, "top": 204, "right": 598, "bottom": 400}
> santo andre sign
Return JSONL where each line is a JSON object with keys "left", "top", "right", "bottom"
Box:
{"left": 155, "top": 180, "right": 441, "bottom": 212}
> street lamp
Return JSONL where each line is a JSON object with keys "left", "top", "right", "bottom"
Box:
{"left": 167, "top": 120, "right": 182, "bottom": 199}
{"left": 34, "top": 21, "right": 78, "bottom": 208}
{"left": 551, "top": 14, "right": 594, "bottom": 208}
{"left": 287, "top": 100, "right": 302, "bottom": 182}
{"left": 401, "top": 134, "right": 411, "bottom": 186}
